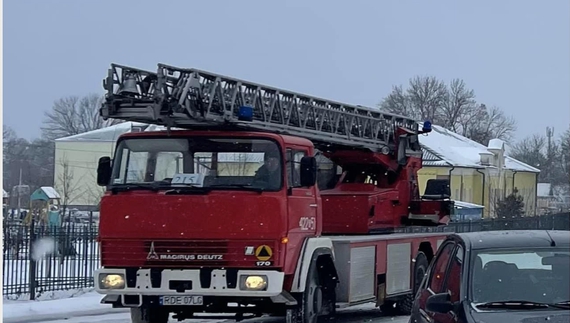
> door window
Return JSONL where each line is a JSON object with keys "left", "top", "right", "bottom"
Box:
{"left": 428, "top": 242, "right": 455, "bottom": 293}
{"left": 287, "top": 149, "right": 306, "bottom": 188}
{"left": 445, "top": 246, "right": 464, "bottom": 303}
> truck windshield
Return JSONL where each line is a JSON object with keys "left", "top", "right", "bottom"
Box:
{"left": 470, "top": 247, "right": 570, "bottom": 307}
{"left": 110, "top": 137, "right": 283, "bottom": 191}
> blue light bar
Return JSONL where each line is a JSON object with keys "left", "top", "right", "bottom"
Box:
{"left": 422, "top": 120, "right": 432, "bottom": 133}
{"left": 238, "top": 106, "right": 254, "bottom": 121}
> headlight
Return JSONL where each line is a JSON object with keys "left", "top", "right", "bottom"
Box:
{"left": 239, "top": 275, "right": 267, "bottom": 291}
{"left": 98, "top": 273, "right": 125, "bottom": 289}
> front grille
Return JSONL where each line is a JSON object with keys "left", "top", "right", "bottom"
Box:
{"left": 100, "top": 239, "right": 277, "bottom": 268}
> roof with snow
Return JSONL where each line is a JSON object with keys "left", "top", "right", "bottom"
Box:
{"left": 419, "top": 124, "right": 540, "bottom": 173}
{"left": 3, "top": 189, "right": 8, "bottom": 198}
{"left": 454, "top": 200, "right": 485, "bottom": 209}
{"left": 31, "top": 186, "right": 61, "bottom": 201}
{"left": 55, "top": 122, "right": 184, "bottom": 142}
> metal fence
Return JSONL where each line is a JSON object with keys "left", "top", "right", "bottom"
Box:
{"left": 2, "top": 212, "right": 569, "bottom": 300}
{"left": 399, "top": 212, "right": 570, "bottom": 234}
{"left": 3, "top": 220, "right": 99, "bottom": 300}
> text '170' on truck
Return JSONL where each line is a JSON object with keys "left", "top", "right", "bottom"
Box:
{"left": 93, "top": 63, "right": 454, "bottom": 323}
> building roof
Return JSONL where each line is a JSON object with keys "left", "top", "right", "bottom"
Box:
{"left": 3, "top": 189, "right": 8, "bottom": 198}
{"left": 454, "top": 200, "right": 485, "bottom": 209}
{"left": 419, "top": 124, "right": 540, "bottom": 173}
{"left": 55, "top": 122, "right": 184, "bottom": 142}
{"left": 31, "top": 186, "right": 61, "bottom": 201}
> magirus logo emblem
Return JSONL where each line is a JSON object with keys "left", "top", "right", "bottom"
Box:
{"left": 146, "top": 242, "right": 159, "bottom": 260}
{"left": 146, "top": 241, "right": 224, "bottom": 261}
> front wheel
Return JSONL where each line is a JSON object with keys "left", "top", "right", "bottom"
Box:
{"left": 287, "top": 262, "right": 323, "bottom": 323}
{"left": 130, "top": 307, "right": 169, "bottom": 323}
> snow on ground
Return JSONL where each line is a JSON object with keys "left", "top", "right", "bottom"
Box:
{"left": 3, "top": 290, "right": 127, "bottom": 323}
{"left": 3, "top": 291, "right": 409, "bottom": 323}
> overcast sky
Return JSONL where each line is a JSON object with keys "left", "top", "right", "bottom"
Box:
{"left": 4, "top": 0, "right": 569, "bottom": 143}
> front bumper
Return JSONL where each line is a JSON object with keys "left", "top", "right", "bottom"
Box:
{"left": 94, "top": 268, "right": 284, "bottom": 297}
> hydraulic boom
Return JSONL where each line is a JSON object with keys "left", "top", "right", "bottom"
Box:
{"left": 101, "top": 63, "right": 420, "bottom": 153}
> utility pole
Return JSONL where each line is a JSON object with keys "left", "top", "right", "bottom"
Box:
{"left": 16, "top": 167, "right": 22, "bottom": 218}
{"left": 546, "top": 127, "right": 554, "bottom": 196}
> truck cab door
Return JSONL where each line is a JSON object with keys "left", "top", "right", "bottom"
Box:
{"left": 286, "top": 148, "right": 319, "bottom": 236}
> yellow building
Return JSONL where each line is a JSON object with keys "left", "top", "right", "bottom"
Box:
{"left": 418, "top": 125, "right": 540, "bottom": 218}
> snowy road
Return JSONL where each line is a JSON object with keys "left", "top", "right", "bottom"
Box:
{"left": 39, "top": 305, "right": 410, "bottom": 323}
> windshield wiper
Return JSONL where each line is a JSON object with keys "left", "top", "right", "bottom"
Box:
{"left": 553, "top": 300, "right": 570, "bottom": 307}
{"left": 475, "top": 300, "right": 569, "bottom": 310}
{"left": 164, "top": 186, "right": 210, "bottom": 195}
{"left": 111, "top": 183, "right": 160, "bottom": 193}
{"left": 208, "top": 184, "right": 265, "bottom": 192}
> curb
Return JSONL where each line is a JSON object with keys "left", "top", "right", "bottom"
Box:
{"left": 4, "top": 307, "right": 129, "bottom": 323}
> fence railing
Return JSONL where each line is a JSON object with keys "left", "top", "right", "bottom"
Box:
{"left": 3, "top": 220, "right": 99, "bottom": 300}
{"left": 2, "top": 212, "right": 569, "bottom": 300}
{"left": 398, "top": 212, "right": 570, "bottom": 234}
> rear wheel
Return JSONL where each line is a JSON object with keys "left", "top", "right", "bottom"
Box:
{"left": 130, "top": 307, "right": 169, "bottom": 323}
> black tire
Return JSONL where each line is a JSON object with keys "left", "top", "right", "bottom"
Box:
{"left": 288, "top": 262, "right": 323, "bottom": 323}
{"left": 398, "top": 252, "right": 429, "bottom": 315}
{"left": 379, "top": 300, "right": 399, "bottom": 316}
{"left": 130, "top": 307, "right": 169, "bottom": 323}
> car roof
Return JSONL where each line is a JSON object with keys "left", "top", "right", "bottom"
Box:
{"left": 450, "top": 230, "right": 570, "bottom": 250}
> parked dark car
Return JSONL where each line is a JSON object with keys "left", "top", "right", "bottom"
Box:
{"left": 409, "top": 230, "right": 570, "bottom": 323}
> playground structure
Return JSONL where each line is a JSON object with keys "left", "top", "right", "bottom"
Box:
{"left": 23, "top": 186, "right": 62, "bottom": 227}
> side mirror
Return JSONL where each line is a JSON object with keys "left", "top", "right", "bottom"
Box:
{"left": 97, "top": 156, "right": 112, "bottom": 186}
{"left": 426, "top": 292, "right": 453, "bottom": 314}
{"left": 299, "top": 156, "right": 317, "bottom": 187}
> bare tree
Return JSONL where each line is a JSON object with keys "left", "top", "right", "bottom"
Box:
{"left": 381, "top": 76, "right": 447, "bottom": 122}
{"left": 41, "top": 94, "right": 124, "bottom": 140}
{"left": 463, "top": 105, "right": 517, "bottom": 144}
{"left": 510, "top": 134, "right": 546, "bottom": 170}
{"left": 379, "top": 77, "right": 517, "bottom": 145}
{"left": 85, "top": 171, "right": 106, "bottom": 207}
{"left": 511, "top": 132, "right": 566, "bottom": 186}
{"left": 440, "top": 79, "right": 476, "bottom": 132}
{"left": 55, "top": 155, "right": 81, "bottom": 220}
{"left": 3, "top": 129, "right": 54, "bottom": 197}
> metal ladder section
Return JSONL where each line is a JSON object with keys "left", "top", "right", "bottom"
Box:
{"left": 100, "top": 63, "right": 419, "bottom": 152}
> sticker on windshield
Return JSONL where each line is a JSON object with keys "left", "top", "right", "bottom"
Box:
{"left": 171, "top": 173, "right": 205, "bottom": 187}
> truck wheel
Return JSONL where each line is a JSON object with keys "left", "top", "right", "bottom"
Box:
{"left": 287, "top": 262, "right": 323, "bottom": 323}
{"left": 130, "top": 307, "right": 169, "bottom": 323}
{"left": 398, "top": 251, "right": 429, "bottom": 315}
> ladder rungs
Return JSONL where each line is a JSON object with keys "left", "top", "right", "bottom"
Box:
{"left": 101, "top": 63, "right": 419, "bottom": 151}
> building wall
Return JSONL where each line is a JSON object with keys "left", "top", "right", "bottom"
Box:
{"left": 513, "top": 171, "right": 538, "bottom": 216}
{"left": 54, "top": 141, "right": 116, "bottom": 208}
{"left": 418, "top": 166, "right": 538, "bottom": 218}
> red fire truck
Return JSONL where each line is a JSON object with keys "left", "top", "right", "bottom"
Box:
{"left": 93, "top": 63, "right": 453, "bottom": 323}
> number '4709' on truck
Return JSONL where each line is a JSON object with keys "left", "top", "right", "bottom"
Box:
{"left": 93, "top": 63, "right": 454, "bottom": 323}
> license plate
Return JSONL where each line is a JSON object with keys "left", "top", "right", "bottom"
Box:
{"left": 159, "top": 295, "right": 204, "bottom": 306}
